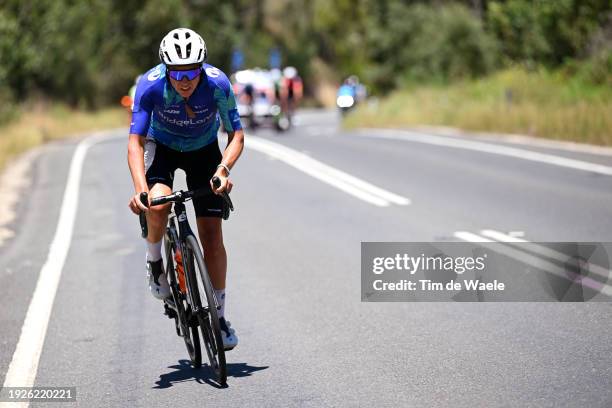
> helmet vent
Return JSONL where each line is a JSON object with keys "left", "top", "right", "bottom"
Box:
{"left": 174, "top": 44, "right": 182, "bottom": 58}
{"left": 197, "top": 49, "right": 203, "bottom": 62}
{"left": 185, "top": 31, "right": 191, "bottom": 39}
{"left": 164, "top": 51, "right": 172, "bottom": 63}
{"left": 173, "top": 33, "right": 179, "bottom": 40}
{"left": 186, "top": 43, "right": 192, "bottom": 57}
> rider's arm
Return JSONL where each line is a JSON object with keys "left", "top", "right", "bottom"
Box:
{"left": 127, "top": 79, "right": 154, "bottom": 212}
{"left": 214, "top": 129, "right": 244, "bottom": 178}
{"left": 295, "top": 78, "right": 304, "bottom": 100}
{"left": 127, "top": 134, "right": 148, "bottom": 194}
{"left": 213, "top": 72, "right": 244, "bottom": 178}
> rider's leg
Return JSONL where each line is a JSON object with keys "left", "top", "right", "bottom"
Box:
{"left": 145, "top": 183, "right": 172, "bottom": 299}
{"left": 183, "top": 142, "right": 227, "bottom": 291}
{"left": 195, "top": 216, "right": 237, "bottom": 349}
{"left": 195, "top": 217, "right": 227, "bottom": 289}
{"left": 182, "top": 143, "right": 236, "bottom": 347}
{"left": 143, "top": 139, "right": 175, "bottom": 248}
{"left": 195, "top": 217, "right": 227, "bottom": 315}
{"left": 146, "top": 182, "right": 173, "bottom": 244}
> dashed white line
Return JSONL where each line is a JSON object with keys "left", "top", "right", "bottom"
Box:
{"left": 245, "top": 135, "right": 411, "bottom": 207}
{"left": 454, "top": 229, "right": 612, "bottom": 296}
{"left": 453, "top": 231, "right": 493, "bottom": 242}
{"left": 480, "top": 229, "right": 611, "bottom": 281}
{"left": 480, "top": 229, "right": 525, "bottom": 242}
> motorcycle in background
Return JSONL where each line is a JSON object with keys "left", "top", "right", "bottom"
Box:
{"left": 337, "top": 84, "right": 357, "bottom": 115}
{"left": 337, "top": 75, "right": 366, "bottom": 115}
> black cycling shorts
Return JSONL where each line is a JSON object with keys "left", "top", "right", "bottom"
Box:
{"left": 144, "top": 139, "right": 225, "bottom": 218}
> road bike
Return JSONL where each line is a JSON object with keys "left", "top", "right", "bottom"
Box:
{"left": 138, "top": 177, "right": 234, "bottom": 386}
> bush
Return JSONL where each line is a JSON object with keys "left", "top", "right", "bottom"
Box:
{"left": 487, "top": 0, "right": 612, "bottom": 66}
{"left": 567, "top": 46, "right": 612, "bottom": 87}
{"left": 366, "top": 3, "right": 499, "bottom": 91}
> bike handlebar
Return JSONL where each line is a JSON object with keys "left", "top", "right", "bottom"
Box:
{"left": 149, "top": 190, "right": 193, "bottom": 207}
{"left": 138, "top": 176, "right": 235, "bottom": 239}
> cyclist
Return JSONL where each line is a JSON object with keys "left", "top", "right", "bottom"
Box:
{"left": 127, "top": 28, "right": 243, "bottom": 350}
{"left": 280, "top": 66, "right": 303, "bottom": 117}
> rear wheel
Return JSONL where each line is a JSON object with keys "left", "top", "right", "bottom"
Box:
{"left": 165, "top": 236, "right": 201, "bottom": 368}
{"left": 185, "top": 235, "right": 227, "bottom": 385}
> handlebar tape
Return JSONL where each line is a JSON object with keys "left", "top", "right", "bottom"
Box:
{"left": 139, "top": 192, "right": 148, "bottom": 239}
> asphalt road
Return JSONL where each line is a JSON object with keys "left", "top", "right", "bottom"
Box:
{"left": 1, "top": 110, "right": 612, "bottom": 407}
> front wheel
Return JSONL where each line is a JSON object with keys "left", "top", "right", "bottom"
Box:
{"left": 165, "top": 236, "right": 201, "bottom": 368}
{"left": 185, "top": 235, "right": 227, "bottom": 385}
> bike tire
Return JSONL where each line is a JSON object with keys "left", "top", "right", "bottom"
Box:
{"left": 165, "top": 235, "right": 201, "bottom": 368}
{"left": 185, "top": 235, "right": 227, "bottom": 385}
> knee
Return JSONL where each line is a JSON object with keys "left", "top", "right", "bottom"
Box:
{"left": 147, "top": 203, "right": 170, "bottom": 225}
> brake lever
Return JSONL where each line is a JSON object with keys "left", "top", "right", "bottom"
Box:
{"left": 211, "top": 176, "right": 234, "bottom": 218}
{"left": 139, "top": 192, "right": 149, "bottom": 239}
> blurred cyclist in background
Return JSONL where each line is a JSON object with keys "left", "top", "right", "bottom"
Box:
{"left": 336, "top": 75, "right": 367, "bottom": 115}
{"left": 345, "top": 75, "right": 367, "bottom": 103}
{"left": 281, "top": 66, "right": 303, "bottom": 118}
{"left": 127, "top": 28, "right": 242, "bottom": 350}
{"left": 120, "top": 75, "right": 142, "bottom": 116}
{"left": 128, "top": 75, "right": 142, "bottom": 102}
{"left": 270, "top": 68, "right": 283, "bottom": 107}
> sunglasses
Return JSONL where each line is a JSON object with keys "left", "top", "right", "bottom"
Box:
{"left": 168, "top": 67, "right": 202, "bottom": 81}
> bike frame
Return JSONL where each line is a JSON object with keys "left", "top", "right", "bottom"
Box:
{"left": 165, "top": 199, "right": 215, "bottom": 318}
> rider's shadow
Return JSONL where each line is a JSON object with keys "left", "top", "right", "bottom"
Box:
{"left": 153, "top": 359, "right": 269, "bottom": 389}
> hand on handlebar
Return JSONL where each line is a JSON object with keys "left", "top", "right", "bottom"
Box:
{"left": 129, "top": 191, "right": 149, "bottom": 214}
{"left": 211, "top": 176, "right": 234, "bottom": 220}
{"left": 210, "top": 174, "right": 233, "bottom": 195}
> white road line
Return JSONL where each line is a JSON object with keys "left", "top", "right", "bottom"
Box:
{"left": 454, "top": 231, "right": 612, "bottom": 297}
{"left": 453, "top": 231, "right": 494, "bottom": 242}
{"left": 245, "top": 135, "right": 411, "bottom": 207}
{"left": 480, "top": 229, "right": 525, "bottom": 243}
{"left": 411, "top": 125, "right": 612, "bottom": 156}
{"left": 357, "top": 129, "right": 612, "bottom": 176}
{"left": 1, "top": 132, "right": 122, "bottom": 408}
{"left": 480, "top": 229, "right": 611, "bottom": 281}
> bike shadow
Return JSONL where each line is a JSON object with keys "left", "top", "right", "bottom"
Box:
{"left": 153, "top": 359, "right": 269, "bottom": 389}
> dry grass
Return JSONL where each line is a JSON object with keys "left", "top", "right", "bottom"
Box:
{"left": 0, "top": 103, "right": 127, "bottom": 172}
{"left": 345, "top": 69, "right": 612, "bottom": 146}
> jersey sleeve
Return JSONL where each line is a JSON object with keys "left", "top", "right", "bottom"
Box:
{"left": 129, "top": 77, "right": 154, "bottom": 136}
{"left": 212, "top": 70, "right": 243, "bottom": 133}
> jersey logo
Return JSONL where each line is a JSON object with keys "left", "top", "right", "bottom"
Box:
{"left": 148, "top": 67, "right": 162, "bottom": 81}
{"left": 205, "top": 67, "right": 221, "bottom": 78}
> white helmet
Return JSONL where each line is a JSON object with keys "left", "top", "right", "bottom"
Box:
{"left": 283, "top": 66, "right": 297, "bottom": 79}
{"left": 159, "top": 28, "right": 207, "bottom": 66}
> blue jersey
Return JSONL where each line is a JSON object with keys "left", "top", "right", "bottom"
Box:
{"left": 130, "top": 63, "right": 242, "bottom": 152}
{"left": 338, "top": 84, "right": 356, "bottom": 98}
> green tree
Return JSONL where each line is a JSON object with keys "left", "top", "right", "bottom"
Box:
{"left": 366, "top": 3, "right": 499, "bottom": 91}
